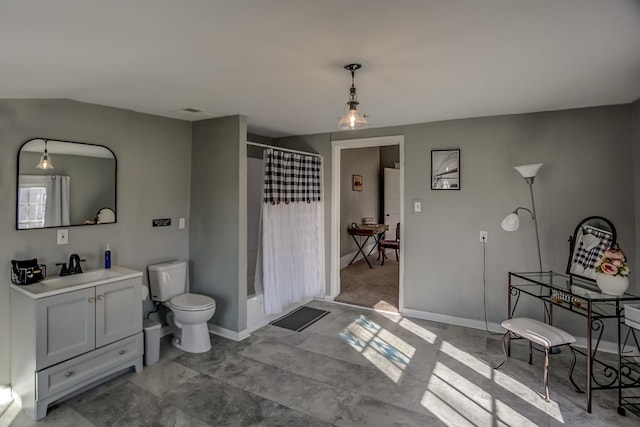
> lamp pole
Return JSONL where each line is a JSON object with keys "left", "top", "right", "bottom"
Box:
{"left": 525, "top": 177, "right": 543, "bottom": 272}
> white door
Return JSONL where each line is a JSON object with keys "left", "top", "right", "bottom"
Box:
{"left": 383, "top": 167, "right": 400, "bottom": 240}
{"left": 95, "top": 279, "right": 141, "bottom": 348}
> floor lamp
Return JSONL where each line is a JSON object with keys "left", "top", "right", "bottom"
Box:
{"left": 501, "top": 163, "right": 544, "bottom": 272}
{"left": 502, "top": 163, "right": 556, "bottom": 345}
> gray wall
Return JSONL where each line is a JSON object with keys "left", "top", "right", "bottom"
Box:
{"left": 277, "top": 105, "right": 635, "bottom": 338}
{"left": 340, "top": 147, "right": 380, "bottom": 256}
{"left": 379, "top": 145, "right": 400, "bottom": 170}
{"left": 0, "top": 99, "right": 192, "bottom": 386}
{"left": 20, "top": 152, "right": 116, "bottom": 225}
{"left": 190, "top": 115, "right": 247, "bottom": 332}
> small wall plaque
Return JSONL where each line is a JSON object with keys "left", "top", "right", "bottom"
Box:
{"left": 152, "top": 218, "right": 172, "bottom": 227}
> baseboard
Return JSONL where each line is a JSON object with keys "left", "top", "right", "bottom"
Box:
{"left": 213, "top": 296, "right": 317, "bottom": 341}
{"left": 402, "top": 308, "right": 503, "bottom": 333}
{"left": 207, "top": 323, "right": 251, "bottom": 342}
{"left": 159, "top": 325, "right": 173, "bottom": 338}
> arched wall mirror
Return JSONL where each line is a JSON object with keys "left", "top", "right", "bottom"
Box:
{"left": 17, "top": 138, "right": 117, "bottom": 230}
{"left": 566, "top": 216, "right": 616, "bottom": 281}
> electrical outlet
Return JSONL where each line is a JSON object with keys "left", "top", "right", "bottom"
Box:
{"left": 57, "top": 229, "right": 69, "bottom": 245}
{"left": 479, "top": 231, "right": 488, "bottom": 242}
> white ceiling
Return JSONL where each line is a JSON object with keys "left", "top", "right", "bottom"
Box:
{"left": 1, "top": 1, "right": 639, "bottom": 138}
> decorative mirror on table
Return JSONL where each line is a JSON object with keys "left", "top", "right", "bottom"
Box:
{"left": 17, "top": 138, "right": 117, "bottom": 229}
{"left": 566, "top": 216, "right": 616, "bottom": 281}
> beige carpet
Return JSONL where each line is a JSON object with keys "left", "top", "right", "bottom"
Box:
{"left": 336, "top": 254, "right": 399, "bottom": 312}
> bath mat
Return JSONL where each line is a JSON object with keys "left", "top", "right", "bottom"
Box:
{"left": 270, "top": 307, "right": 330, "bottom": 332}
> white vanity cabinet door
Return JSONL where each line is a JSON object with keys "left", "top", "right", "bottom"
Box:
{"left": 36, "top": 288, "right": 96, "bottom": 369}
{"left": 95, "top": 278, "right": 141, "bottom": 348}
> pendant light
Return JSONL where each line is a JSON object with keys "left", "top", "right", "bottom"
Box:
{"left": 36, "top": 140, "right": 54, "bottom": 170}
{"left": 337, "top": 63, "right": 369, "bottom": 130}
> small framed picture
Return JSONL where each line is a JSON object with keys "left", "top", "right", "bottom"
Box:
{"left": 352, "top": 174, "right": 363, "bottom": 191}
{"left": 431, "top": 149, "right": 460, "bottom": 190}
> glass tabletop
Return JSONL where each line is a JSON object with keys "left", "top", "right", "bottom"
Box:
{"left": 509, "top": 271, "right": 640, "bottom": 319}
{"left": 510, "top": 271, "right": 639, "bottom": 301}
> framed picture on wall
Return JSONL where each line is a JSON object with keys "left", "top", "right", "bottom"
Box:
{"left": 431, "top": 149, "right": 460, "bottom": 190}
{"left": 352, "top": 174, "right": 363, "bottom": 191}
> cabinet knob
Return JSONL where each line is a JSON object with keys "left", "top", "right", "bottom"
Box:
{"left": 97, "top": 295, "right": 104, "bottom": 301}
{"left": 65, "top": 371, "right": 73, "bottom": 377}
{"left": 119, "top": 350, "right": 126, "bottom": 355}
{"left": 88, "top": 298, "right": 95, "bottom": 303}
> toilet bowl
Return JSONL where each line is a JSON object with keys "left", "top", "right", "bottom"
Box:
{"left": 166, "top": 293, "right": 216, "bottom": 353}
{"left": 148, "top": 261, "right": 216, "bottom": 353}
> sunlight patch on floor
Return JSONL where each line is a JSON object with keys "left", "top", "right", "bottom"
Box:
{"left": 398, "top": 317, "right": 438, "bottom": 344}
{"left": 0, "top": 386, "right": 12, "bottom": 406}
{"left": 433, "top": 340, "right": 565, "bottom": 424}
{"left": 493, "top": 368, "right": 564, "bottom": 422}
{"left": 339, "top": 315, "right": 415, "bottom": 383}
{"left": 439, "top": 340, "right": 492, "bottom": 378}
{"left": 0, "top": 386, "right": 19, "bottom": 426}
{"left": 423, "top": 361, "right": 540, "bottom": 427}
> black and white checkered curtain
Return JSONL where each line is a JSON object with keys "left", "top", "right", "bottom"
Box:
{"left": 263, "top": 149, "right": 321, "bottom": 204}
{"left": 572, "top": 225, "right": 613, "bottom": 271}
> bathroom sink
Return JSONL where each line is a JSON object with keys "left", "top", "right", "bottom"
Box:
{"left": 41, "top": 269, "right": 124, "bottom": 289}
{"left": 12, "top": 265, "right": 143, "bottom": 299}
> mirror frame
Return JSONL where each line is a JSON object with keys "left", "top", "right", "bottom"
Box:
{"left": 566, "top": 216, "right": 616, "bottom": 282}
{"left": 16, "top": 138, "right": 117, "bottom": 230}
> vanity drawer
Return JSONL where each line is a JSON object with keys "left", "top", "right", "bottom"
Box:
{"left": 36, "top": 333, "right": 142, "bottom": 400}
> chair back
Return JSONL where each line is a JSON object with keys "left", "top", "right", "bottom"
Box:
{"left": 395, "top": 222, "right": 400, "bottom": 241}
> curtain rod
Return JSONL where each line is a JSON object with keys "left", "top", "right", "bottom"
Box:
{"left": 246, "top": 141, "right": 322, "bottom": 158}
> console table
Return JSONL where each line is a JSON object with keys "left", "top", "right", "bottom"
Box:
{"left": 347, "top": 224, "right": 388, "bottom": 268}
{"left": 508, "top": 271, "right": 640, "bottom": 415}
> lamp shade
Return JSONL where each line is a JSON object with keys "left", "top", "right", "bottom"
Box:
{"left": 501, "top": 213, "right": 520, "bottom": 231}
{"left": 338, "top": 105, "right": 369, "bottom": 130}
{"left": 514, "top": 163, "right": 543, "bottom": 178}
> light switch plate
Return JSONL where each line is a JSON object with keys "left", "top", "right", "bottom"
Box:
{"left": 179, "top": 218, "right": 185, "bottom": 229}
{"left": 413, "top": 200, "right": 422, "bottom": 213}
{"left": 57, "top": 229, "right": 69, "bottom": 245}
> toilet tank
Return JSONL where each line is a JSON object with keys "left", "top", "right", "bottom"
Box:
{"left": 148, "top": 260, "right": 187, "bottom": 302}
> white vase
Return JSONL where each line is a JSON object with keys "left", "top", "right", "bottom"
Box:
{"left": 595, "top": 273, "right": 629, "bottom": 296}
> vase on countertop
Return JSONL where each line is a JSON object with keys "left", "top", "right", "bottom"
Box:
{"left": 595, "top": 273, "right": 629, "bottom": 296}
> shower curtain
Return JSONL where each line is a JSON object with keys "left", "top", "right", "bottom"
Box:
{"left": 256, "top": 149, "right": 324, "bottom": 315}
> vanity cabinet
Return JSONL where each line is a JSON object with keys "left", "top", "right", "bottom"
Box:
{"left": 11, "top": 268, "right": 143, "bottom": 420}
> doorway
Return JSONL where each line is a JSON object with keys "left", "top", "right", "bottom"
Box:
{"left": 330, "top": 135, "right": 404, "bottom": 312}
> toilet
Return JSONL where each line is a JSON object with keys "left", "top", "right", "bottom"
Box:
{"left": 148, "top": 260, "right": 216, "bottom": 353}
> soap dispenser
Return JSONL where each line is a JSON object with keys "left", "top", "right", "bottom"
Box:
{"left": 105, "top": 244, "right": 111, "bottom": 269}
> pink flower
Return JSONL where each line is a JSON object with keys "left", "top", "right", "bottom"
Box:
{"left": 613, "top": 259, "right": 623, "bottom": 267}
{"left": 600, "top": 263, "right": 619, "bottom": 275}
{"left": 604, "top": 249, "right": 625, "bottom": 260}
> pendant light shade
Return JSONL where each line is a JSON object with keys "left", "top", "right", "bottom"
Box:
{"left": 338, "top": 63, "right": 369, "bottom": 130}
{"left": 36, "top": 140, "right": 54, "bottom": 170}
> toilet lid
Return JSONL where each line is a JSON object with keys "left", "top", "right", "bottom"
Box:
{"left": 170, "top": 294, "right": 216, "bottom": 311}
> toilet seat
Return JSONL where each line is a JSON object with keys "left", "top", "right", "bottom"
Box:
{"left": 170, "top": 293, "right": 216, "bottom": 311}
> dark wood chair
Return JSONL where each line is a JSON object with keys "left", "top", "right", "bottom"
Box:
{"left": 379, "top": 222, "right": 400, "bottom": 265}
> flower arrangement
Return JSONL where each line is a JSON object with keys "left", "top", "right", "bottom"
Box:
{"left": 595, "top": 244, "right": 630, "bottom": 277}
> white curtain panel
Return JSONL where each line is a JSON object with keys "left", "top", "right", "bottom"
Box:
{"left": 261, "top": 201, "right": 324, "bottom": 314}
{"left": 257, "top": 148, "right": 324, "bottom": 315}
{"left": 44, "top": 175, "right": 70, "bottom": 227}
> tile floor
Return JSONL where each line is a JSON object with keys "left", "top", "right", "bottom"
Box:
{"left": 2, "top": 300, "right": 639, "bottom": 426}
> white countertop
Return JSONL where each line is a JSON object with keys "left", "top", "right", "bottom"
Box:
{"left": 11, "top": 265, "right": 143, "bottom": 299}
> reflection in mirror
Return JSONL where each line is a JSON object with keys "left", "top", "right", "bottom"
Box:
{"left": 567, "top": 216, "right": 616, "bottom": 281}
{"left": 17, "top": 139, "right": 116, "bottom": 229}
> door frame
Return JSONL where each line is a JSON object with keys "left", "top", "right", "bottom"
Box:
{"left": 329, "top": 135, "right": 405, "bottom": 311}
